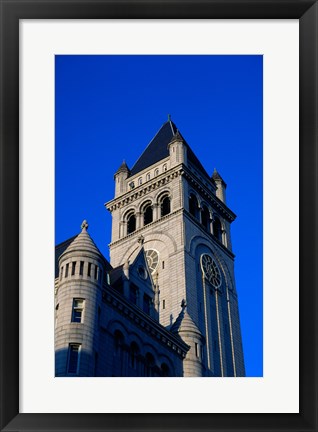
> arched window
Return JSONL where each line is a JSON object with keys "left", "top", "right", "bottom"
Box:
{"left": 161, "top": 363, "right": 170, "bottom": 377}
{"left": 143, "top": 203, "right": 153, "bottom": 226}
{"left": 201, "top": 205, "right": 210, "bottom": 232}
{"left": 189, "top": 193, "right": 199, "bottom": 220}
{"left": 146, "top": 173, "right": 150, "bottom": 181}
{"left": 163, "top": 164, "right": 167, "bottom": 172}
{"left": 127, "top": 213, "right": 136, "bottom": 234}
{"left": 154, "top": 169, "right": 159, "bottom": 176}
{"left": 129, "top": 342, "right": 139, "bottom": 370}
{"left": 145, "top": 353, "right": 155, "bottom": 377}
{"left": 160, "top": 195, "right": 171, "bottom": 217}
{"left": 114, "top": 330, "right": 125, "bottom": 376}
{"left": 213, "top": 216, "right": 222, "bottom": 243}
{"left": 138, "top": 177, "right": 142, "bottom": 186}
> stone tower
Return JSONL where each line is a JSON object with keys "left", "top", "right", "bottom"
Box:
{"left": 55, "top": 221, "right": 108, "bottom": 376}
{"left": 105, "top": 118, "right": 245, "bottom": 377}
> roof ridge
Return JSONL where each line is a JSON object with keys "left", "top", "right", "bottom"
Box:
{"left": 130, "top": 120, "right": 175, "bottom": 174}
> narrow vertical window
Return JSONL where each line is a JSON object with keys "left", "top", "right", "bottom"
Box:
{"left": 162, "top": 299, "right": 165, "bottom": 310}
{"left": 162, "top": 261, "right": 165, "bottom": 270}
{"left": 55, "top": 303, "right": 59, "bottom": 328}
{"left": 79, "top": 261, "right": 84, "bottom": 276}
{"left": 129, "top": 284, "right": 138, "bottom": 305}
{"left": 65, "top": 263, "right": 69, "bottom": 278}
{"left": 94, "top": 265, "right": 98, "bottom": 280}
{"left": 143, "top": 204, "right": 153, "bottom": 225}
{"left": 98, "top": 306, "right": 101, "bottom": 326}
{"left": 127, "top": 213, "right": 136, "bottom": 234}
{"left": 195, "top": 343, "right": 198, "bottom": 357}
{"left": 60, "top": 267, "right": 63, "bottom": 280}
{"left": 68, "top": 344, "right": 81, "bottom": 374}
{"left": 143, "top": 294, "right": 151, "bottom": 314}
{"left": 71, "top": 261, "right": 76, "bottom": 276}
{"left": 87, "top": 263, "right": 91, "bottom": 277}
{"left": 72, "top": 298, "right": 84, "bottom": 323}
{"left": 160, "top": 196, "right": 171, "bottom": 217}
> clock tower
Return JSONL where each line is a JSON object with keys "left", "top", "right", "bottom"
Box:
{"left": 105, "top": 118, "right": 245, "bottom": 377}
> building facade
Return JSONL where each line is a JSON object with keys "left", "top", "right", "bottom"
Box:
{"left": 55, "top": 119, "right": 245, "bottom": 377}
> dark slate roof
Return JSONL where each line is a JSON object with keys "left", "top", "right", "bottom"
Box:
{"left": 130, "top": 120, "right": 209, "bottom": 178}
{"left": 55, "top": 235, "right": 78, "bottom": 278}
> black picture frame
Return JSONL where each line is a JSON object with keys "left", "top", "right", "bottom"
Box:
{"left": 0, "top": 1, "right": 317, "bottom": 431}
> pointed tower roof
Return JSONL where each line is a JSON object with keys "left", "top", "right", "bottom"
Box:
{"left": 130, "top": 118, "right": 209, "bottom": 177}
{"left": 212, "top": 168, "right": 227, "bottom": 187}
{"left": 115, "top": 160, "right": 130, "bottom": 175}
{"left": 171, "top": 301, "right": 203, "bottom": 338}
{"left": 60, "top": 220, "right": 109, "bottom": 265}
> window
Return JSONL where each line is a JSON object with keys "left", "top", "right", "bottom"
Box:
{"left": 163, "top": 164, "right": 167, "bottom": 172}
{"left": 155, "top": 169, "right": 159, "bottom": 176}
{"left": 160, "top": 196, "right": 171, "bottom": 217}
{"left": 161, "top": 363, "right": 169, "bottom": 377}
{"left": 71, "top": 261, "right": 76, "bottom": 276}
{"left": 138, "top": 177, "right": 142, "bottom": 186}
{"left": 72, "top": 298, "right": 84, "bottom": 323}
{"left": 68, "top": 344, "right": 81, "bottom": 374}
{"left": 213, "top": 217, "right": 222, "bottom": 242}
{"left": 189, "top": 194, "right": 199, "bottom": 219}
{"left": 127, "top": 213, "right": 136, "bottom": 234}
{"left": 201, "top": 205, "right": 210, "bottom": 231}
{"left": 79, "top": 261, "right": 84, "bottom": 276}
{"left": 65, "top": 263, "right": 69, "bottom": 278}
{"left": 143, "top": 294, "right": 151, "bottom": 315}
{"left": 143, "top": 204, "right": 153, "bottom": 226}
{"left": 94, "top": 265, "right": 98, "bottom": 280}
{"left": 87, "top": 263, "right": 91, "bottom": 277}
{"left": 114, "top": 330, "right": 125, "bottom": 376}
{"left": 195, "top": 343, "right": 199, "bottom": 357}
{"left": 146, "top": 173, "right": 150, "bottom": 181}
{"left": 98, "top": 306, "right": 101, "bottom": 326}
{"left": 129, "top": 342, "right": 139, "bottom": 369}
{"left": 129, "top": 284, "right": 138, "bottom": 305}
{"left": 162, "top": 261, "right": 165, "bottom": 270}
{"left": 145, "top": 353, "right": 155, "bottom": 377}
{"left": 162, "top": 299, "right": 165, "bottom": 310}
{"left": 55, "top": 303, "right": 59, "bottom": 328}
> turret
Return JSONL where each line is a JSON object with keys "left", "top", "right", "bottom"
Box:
{"left": 212, "top": 168, "right": 227, "bottom": 203}
{"left": 167, "top": 130, "right": 187, "bottom": 168}
{"left": 55, "top": 220, "right": 106, "bottom": 377}
{"left": 171, "top": 300, "right": 205, "bottom": 377}
{"left": 114, "top": 160, "right": 130, "bottom": 197}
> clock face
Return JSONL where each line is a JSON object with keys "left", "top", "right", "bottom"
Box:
{"left": 145, "top": 249, "right": 159, "bottom": 274}
{"left": 200, "top": 254, "right": 222, "bottom": 288}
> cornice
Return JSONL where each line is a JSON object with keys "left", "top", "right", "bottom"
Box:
{"left": 105, "top": 166, "right": 183, "bottom": 212}
{"left": 182, "top": 166, "right": 236, "bottom": 222}
{"left": 102, "top": 286, "right": 189, "bottom": 358}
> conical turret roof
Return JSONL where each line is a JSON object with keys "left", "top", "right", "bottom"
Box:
{"left": 171, "top": 303, "right": 203, "bottom": 338}
{"left": 212, "top": 168, "right": 227, "bottom": 186}
{"left": 115, "top": 160, "right": 130, "bottom": 175}
{"left": 60, "top": 220, "right": 102, "bottom": 259}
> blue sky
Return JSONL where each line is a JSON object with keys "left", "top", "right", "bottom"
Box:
{"left": 55, "top": 55, "right": 263, "bottom": 377}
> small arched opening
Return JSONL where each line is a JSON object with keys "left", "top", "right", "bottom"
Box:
{"left": 160, "top": 195, "right": 171, "bottom": 217}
